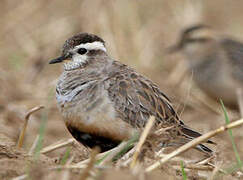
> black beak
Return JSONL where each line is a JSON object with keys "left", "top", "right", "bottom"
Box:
{"left": 49, "top": 55, "right": 67, "bottom": 64}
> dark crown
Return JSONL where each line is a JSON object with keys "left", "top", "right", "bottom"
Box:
{"left": 62, "top": 33, "right": 105, "bottom": 55}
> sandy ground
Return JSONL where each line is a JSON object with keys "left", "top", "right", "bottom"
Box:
{"left": 0, "top": 0, "right": 243, "bottom": 179}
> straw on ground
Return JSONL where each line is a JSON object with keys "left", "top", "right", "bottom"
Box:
{"left": 146, "top": 118, "right": 243, "bottom": 172}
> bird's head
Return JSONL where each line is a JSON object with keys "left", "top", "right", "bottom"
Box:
{"left": 49, "top": 33, "right": 107, "bottom": 71}
{"left": 168, "top": 24, "right": 216, "bottom": 57}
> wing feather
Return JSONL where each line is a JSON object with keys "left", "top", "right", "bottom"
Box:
{"left": 104, "top": 61, "right": 214, "bottom": 153}
{"left": 104, "top": 61, "right": 180, "bottom": 128}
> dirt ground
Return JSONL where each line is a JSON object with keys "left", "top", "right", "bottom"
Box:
{"left": 0, "top": 0, "right": 243, "bottom": 179}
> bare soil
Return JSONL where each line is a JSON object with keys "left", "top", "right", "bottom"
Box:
{"left": 0, "top": 1, "right": 243, "bottom": 179}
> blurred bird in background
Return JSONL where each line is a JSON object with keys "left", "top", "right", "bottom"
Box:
{"left": 168, "top": 24, "right": 243, "bottom": 111}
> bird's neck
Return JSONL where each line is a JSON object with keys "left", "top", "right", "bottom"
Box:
{"left": 65, "top": 55, "right": 111, "bottom": 74}
{"left": 59, "top": 56, "right": 112, "bottom": 88}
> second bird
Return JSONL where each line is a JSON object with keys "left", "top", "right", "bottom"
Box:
{"left": 169, "top": 25, "right": 243, "bottom": 108}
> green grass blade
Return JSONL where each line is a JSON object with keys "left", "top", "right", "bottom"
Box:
{"left": 224, "top": 162, "right": 242, "bottom": 174}
{"left": 34, "top": 109, "right": 48, "bottom": 160}
{"left": 34, "top": 88, "right": 53, "bottom": 160}
{"left": 60, "top": 147, "right": 71, "bottom": 165}
{"left": 112, "top": 132, "right": 139, "bottom": 161}
{"left": 95, "top": 151, "right": 111, "bottom": 165}
{"left": 220, "top": 99, "right": 242, "bottom": 169}
{"left": 96, "top": 132, "right": 139, "bottom": 165}
{"left": 180, "top": 161, "right": 187, "bottom": 180}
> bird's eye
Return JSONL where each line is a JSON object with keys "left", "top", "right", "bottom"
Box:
{"left": 77, "top": 48, "right": 87, "bottom": 55}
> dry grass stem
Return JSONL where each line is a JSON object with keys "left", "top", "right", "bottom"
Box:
{"left": 130, "top": 116, "right": 155, "bottom": 169}
{"left": 184, "top": 164, "right": 214, "bottom": 171}
{"left": 173, "top": 164, "right": 213, "bottom": 171}
{"left": 116, "top": 147, "right": 136, "bottom": 167}
{"left": 156, "top": 149, "right": 214, "bottom": 166}
{"left": 98, "top": 141, "right": 128, "bottom": 165}
{"left": 75, "top": 143, "right": 131, "bottom": 167}
{"left": 61, "top": 155, "right": 74, "bottom": 180}
{"left": 80, "top": 147, "right": 100, "bottom": 180}
{"left": 28, "top": 135, "right": 40, "bottom": 155}
{"left": 146, "top": 118, "right": 243, "bottom": 172}
{"left": 156, "top": 152, "right": 189, "bottom": 163}
{"left": 40, "top": 138, "right": 75, "bottom": 154}
{"left": 2, "top": 1, "right": 243, "bottom": 179}
{"left": 155, "top": 126, "right": 174, "bottom": 135}
{"left": 172, "top": 167, "right": 209, "bottom": 179}
{"left": 12, "top": 174, "right": 28, "bottom": 180}
{"left": 49, "top": 164, "right": 109, "bottom": 171}
{"left": 196, "top": 157, "right": 213, "bottom": 165}
{"left": 209, "top": 162, "right": 222, "bottom": 180}
{"left": 17, "top": 105, "right": 44, "bottom": 148}
{"left": 207, "top": 162, "right": 227, "bottom": 174}
{"left": 49, "top": 165, "right": 87, "bottom": 170}
{"left": 191, "top": 92, "right": 222, "bottom": 115}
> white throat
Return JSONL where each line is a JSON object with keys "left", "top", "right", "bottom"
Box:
{"left": 64, "top": 54, "right": 88, "bottom": 71}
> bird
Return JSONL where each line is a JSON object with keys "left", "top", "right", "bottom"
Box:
{"left": 49, "top": 32, "right": 214, "bottom": 154}
{"left": 168, "top": 24, "right": 243, "bottom": 108}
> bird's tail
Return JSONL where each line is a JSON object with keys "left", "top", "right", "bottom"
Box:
{"left": 180, "top": 125, "right": 216, "bottom": 154}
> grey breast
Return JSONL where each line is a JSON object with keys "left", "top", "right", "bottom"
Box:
{"left": 55, "top": 69, "right": 113, "bottom": 123}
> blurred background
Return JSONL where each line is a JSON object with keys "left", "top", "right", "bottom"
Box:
{"left": 1, "top": 0, "right": 243, "bottom": 177}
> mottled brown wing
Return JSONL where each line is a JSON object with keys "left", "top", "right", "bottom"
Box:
{"left": 104, "top": 61, "right": 214, "bottom": 154}
{"left": 104, "top": 63, "right": 180, "bottom": 128}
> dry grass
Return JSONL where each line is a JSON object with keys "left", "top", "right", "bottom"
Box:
{"left": 1, "top": 0, "right": 243, "bottom": 179}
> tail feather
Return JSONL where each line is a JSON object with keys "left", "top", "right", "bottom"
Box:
{"left": 196, "top": 144, "right": 213, "bottom": 154}
{"left": 181, "top": 126, "right": 216, "bottom": 144}
{"left": 180, "top": 125, "right": 216, "bottom": 154}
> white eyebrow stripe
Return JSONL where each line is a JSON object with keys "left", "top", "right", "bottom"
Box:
{"left": 73, "top": 41, "right": 106, "bottom": 52}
